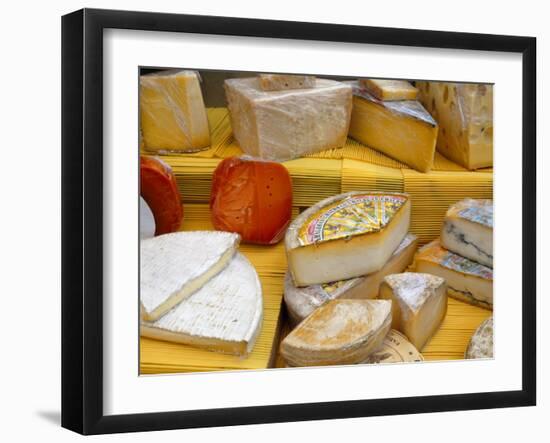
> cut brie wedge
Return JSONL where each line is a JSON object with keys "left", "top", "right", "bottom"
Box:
{"left": 285, "top": 191, "right": 411, "bottom": 286}
{"left": 140, "top": 231, "right": 240, "bottom": 321}
{"left": 284, "top": 233, "right": 418, "bottom": 325}
{"left": 141, "top": 253, "right": 263, "bottom": 356}
{"left": 280, "top": 299, "right": 392, "bottom": 367}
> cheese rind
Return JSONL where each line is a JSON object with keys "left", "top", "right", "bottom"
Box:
{"left": 465, "top": 316, "right": 493, "bottom": 359}
{"left": 359, "top": 79, "right": 418, "bottom": 101}
{"left": 259, "top": 74, "right": 316, "bottom": 91}
{"left": 139, "top": 197, "right": 155, "bottom": 240}
{"left": 140, "top": 231, "right": 240, "bottom": 321}
{"left": 284, "top": 234, "right": 418, "bottom": 325}
{"left": 285, "top": 191, "right": 411, "bottom": 286}
{"left": 224, "top": 77, "right": 352, "bottom": 161}
{"left": 441, "top": 199, "right": 493, "bottom": 267}
{"left": 413, "top": 239, "right": 493, "bottom": 309}
{"left": 280, "top": 299, "right": 392, "bottom": 366}
{"left": 140, "top": 70, "right": 210, "bottom": 153}
{"left": 348, "top": 81, "right": 438, "bottom": 173}
{"left": 362, "top": 329, "right": 423, "bottom": 364}
{"left": 417, "top": 81, "right": 493, "bottom": 170}
{"left": 141, "top": 253, "right": 262, "bottom": 356}
{"left": 379, "top": 272, "right": 447, "bottom": 350}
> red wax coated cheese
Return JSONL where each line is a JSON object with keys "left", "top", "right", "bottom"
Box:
{"left": 140, "top": 155, "right": 183, "bottom": 235}
{"left": 210, "top": 157, "right": 292, "bottom": 244}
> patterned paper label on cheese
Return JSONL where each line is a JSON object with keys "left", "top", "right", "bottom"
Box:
{"left": 458, "top": 205, "right": 493, "bottom": 228}
{"left": 298, "top": 194, "right": 407, "bottom": 246}
{"left": 363, "top": 330, "right": 423, "bottom": 364}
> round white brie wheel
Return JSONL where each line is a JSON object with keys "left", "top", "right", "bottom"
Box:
{"left": 140, "top": 196, "right": 156, "bottom": 239}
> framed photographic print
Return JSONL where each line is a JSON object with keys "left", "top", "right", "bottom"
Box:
{"left": 61, "top": 8, "right": 536, "bottom": 435}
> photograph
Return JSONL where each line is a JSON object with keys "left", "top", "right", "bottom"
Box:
{"left": 138, "top": 68, "right": 494, "bottom": 374}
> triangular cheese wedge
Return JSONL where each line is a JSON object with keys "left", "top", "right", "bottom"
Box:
{"left": 141, "top": 253, "right": 263, "bottom": 356}
{"left": 380, "top": 272, "right": 447, "bottom": 350}
{"left": 280, "top": 299, "right": 392, "bottom": 367}
{"left": 140, "top": 231, "right": 240, "bottom": 321}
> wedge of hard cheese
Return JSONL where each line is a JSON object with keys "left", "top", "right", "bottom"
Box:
{"left": 348, "top": 81, "right": 438, "bottom": 173}
{"left": 140, "top": 231, "right": 240, "bottom": 321}
{"left": 280, "top": 299, "right": 392, "bottom": 367}
{"left": 413, "top": 239, "right": 493, "bottom": 309}
{"left": 285, "top": 191, "right": 411, "bottom": 287}
{"left": 140, "top": 70, "right": 210, "bottom": 153}
{"left": 380, "top": 273, "right": 447, "bottom": 350}
{"left": 359, "top": 78, "right": 418, "bottom": 101}
{"left": 417, "top": 81, "right": 493, "bottom": 170}
{"left": 465, "top": 316, "right": 493, "bottom": 359}
{"left": 225, "top": 77, "right": 352, "bottom": 161}
{"left": 141, "top": 253, "right": 262, "bottom": 356}
{"left": 284, "top": 233, "right": 418, "bottom": 325}
{"left": 441, "top": 199, "right": 493, "bottom": 267}
{"left": 259, "top": 74, "right": 316, "bottom": 91}
{"left": 362, "top": 329, "right": 423, "bottom": 364}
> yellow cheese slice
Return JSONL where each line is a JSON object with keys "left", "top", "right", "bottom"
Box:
{"left": 259, "top": 74, "right": 316, "bottom": 91}
{"left": 359, "top": 78, "right": 418, "bottom": 101}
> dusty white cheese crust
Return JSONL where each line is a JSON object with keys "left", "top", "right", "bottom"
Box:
{"left": 465, "top": 316, "right": 493, "bottom": 359}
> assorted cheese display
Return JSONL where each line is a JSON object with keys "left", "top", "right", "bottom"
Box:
{"left": 417, "top": 82, "right": 493, "bottom": 170}
{"left": 348, "top": 81, "right": 438, "bottom": 172}
{"left": 285, "top": 191, "right": 411, "bottom": 286}
{"left": 140, "top": 70, "right": 210, "bottom": 153}
{"left": 138, "top": 69, "right": 495, "bottom": 372}
{"left": 224, "top": 77, "right": 352, "bottom": 161}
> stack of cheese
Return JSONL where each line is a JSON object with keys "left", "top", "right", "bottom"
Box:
{"left": 281, "top": 191, "right": 429, "bottom": 366}
{"left": 140, "top": 231, "right": 264, "bottom": 356}
{"left": 412, "top": 198, "right": 494, "bottom": 310}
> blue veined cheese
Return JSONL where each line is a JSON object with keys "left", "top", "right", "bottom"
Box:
{"left": 140, "top": 231, "right": 240, "bottom": 321}
{"left": 284, "top": 234, "right": 418, "bottom": 325}
{"left": 413, "top": 239, "right": 493, "bottom": 310}
{"left": 441, "top": 199, "right": 493, "bottom": 267}
{"left": 280, "top": 299, "right": 392, "bottom": 367}
{"left": 141, "top": 253, "right": 262, "bottom": 356}
{"left": 465, "top": 316, "right": 494, "bottom": 359}
{"left": 285, "top": 191, "right": 411, "bottom": 287}
{"left": 379, "top": 273, "right": 447, "bottom": 350}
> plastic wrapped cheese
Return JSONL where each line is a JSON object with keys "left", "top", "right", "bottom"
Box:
{"left": 348, "top": 81, "right": 438, "bottom": 172}
{"left": 224, "top": 77, "right": 352, "bottom": 162}
{"left": 140, "top": 70, "right": 210, "bottom": 153}
{"left": 416, "top": 82, "right": 493, "bottom": 170}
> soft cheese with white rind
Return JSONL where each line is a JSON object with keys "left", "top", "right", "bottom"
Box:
{"left": 284, "top": 234, "right": 418, "bottom": 325}
{"left": 140, "top": 231, "right": 240, "bottom": 321}
{"left": 465, "top": 316, "right": 493, "bottom": 359}
{"left": 441, "top": 199, "right": 493, "bottom": 267}
{"left": 280, "top": 299, "right": 392, "bottom": 367}
{"left": 140, "top": 196, "right": 156, "bottom": 239}
{"left": 285, "top": 191, "right": 411, "bottom": 287}
{"left": 379, "top": 272, "right": 447, "bottom": 350}
{"left": 413, "top": 239, "right": 493, "bottom": 309}
{"left": 141, "top": 253, "right": 262, "bottom": 356}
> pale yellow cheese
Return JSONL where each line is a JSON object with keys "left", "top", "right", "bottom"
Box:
{"left": 285, "top": 191, "right": 411, "bottom": 286}
{"left": 359, "top": 78, "right": 418, "bottom": 101}
{"left": 224, "top": 77, "right": 352, "bottom": 161}
{"left": 380, "top": 272, "right": 447, "bottom": 350}
{"left": 348, "top": 81, "right": 438, "bottom": 173}
{"left": 416, "top": 81, "right": 493, "bottom": 170}
{"left": 140, "top": 70, "right": 210, "bottom": 153}
{"left": 280, "top": 299, "right": 392, "bottom": 367}
{"left": 259, "top": 74, "right": 316, "bottom": 91}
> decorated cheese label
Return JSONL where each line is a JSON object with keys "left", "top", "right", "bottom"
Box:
{"left": 418, "top": 240, "right": 493, "bottom": 280}
{"left": 458, "top": 205, "right": 493, "bottom": 228}
{"left": 298, "top": 194, "right": 408, "bottom": 246}
{"left": 362, "top": 330, "right": 423, "bottom": 364}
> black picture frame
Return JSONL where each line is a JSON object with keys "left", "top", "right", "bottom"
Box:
{"left": 61, "top": 8, "right": 537, "bottom": 435}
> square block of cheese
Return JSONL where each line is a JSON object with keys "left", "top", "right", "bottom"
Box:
{"left": 359, "top": 78, "right": 418, "bottom": 101}
{"left": 417, "top": 82, "right": 493, "bottom": 170}
{"left": 140, "top": 70, "right": 211, "bottom": 153}
{"left": 259, "top": 74, "right": 316, "bottom": 91}
{"left": 348, "top": 81, "right": 438, "bottom": 173}
{"left": 379, "top": 272, "right": 447, "bottom": 350}
{"left": 224, "top": 77, "right": 352, "bottom": 162}
{"left": 441, "top": 199, "right": 493, "bottom": 267}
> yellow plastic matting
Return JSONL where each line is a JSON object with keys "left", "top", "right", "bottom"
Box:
{"left": 140, "top": 205, "right": 492, "bottom": 374}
